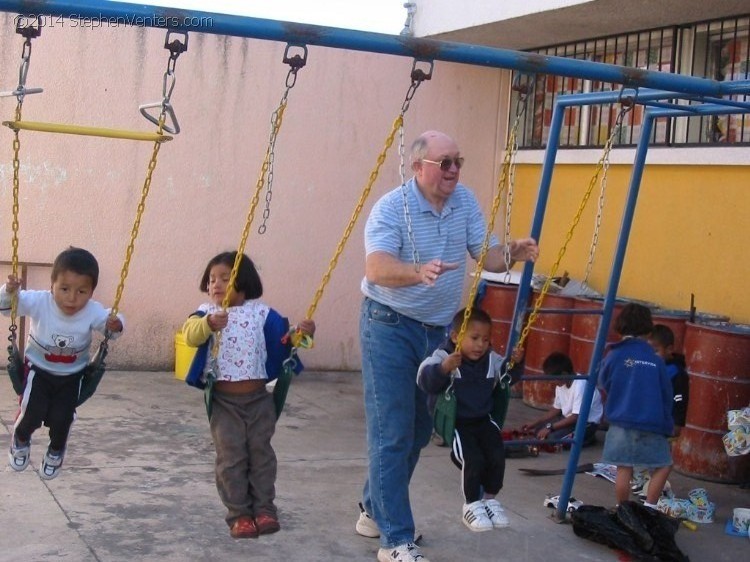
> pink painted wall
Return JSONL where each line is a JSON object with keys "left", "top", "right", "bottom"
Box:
{"left": 0, "top": 16, "right": 510, "bottom": 370}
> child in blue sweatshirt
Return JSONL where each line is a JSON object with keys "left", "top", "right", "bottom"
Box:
{"left": 417, "top": 308, "right": 509, "bottom": 533}
{"left": 598, "top": 303, "right": 673, "bottom": 509}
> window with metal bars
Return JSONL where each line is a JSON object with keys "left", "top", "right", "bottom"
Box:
{"left": 512, "top": 15, "right": 750, "bottom": 148}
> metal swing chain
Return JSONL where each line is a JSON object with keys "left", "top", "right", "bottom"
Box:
{"left": 454, "top": 77, "right": 532, "bottom": 353}
{"left": 213, "top": 47, "right": 308, "bottom": 359}
{"left": 258, "top": 45, "right": 307, "bottom": 235}
{"left": 502, "top": 101, "right": 634, "bottom": 376}
{"left": 502, "top": 77, "right": 532, "bottom": 282}
{"left": 399, "top": 61, "right": 433, "bottom": 271}
{"left": 304, "top": 60, "right": 432, "bottom": 325}
{"left": 111, "top": 34, "right": 186, "bottom": 319}
{"left": 582, "top": 103, "right": 632, "bottom": 288}
{"left": 7, "top": 21, "right": 42, "bottom": 350}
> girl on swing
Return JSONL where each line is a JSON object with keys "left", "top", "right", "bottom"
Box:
{"left": 182, "top": 251, "right": 315, "bottom": 539}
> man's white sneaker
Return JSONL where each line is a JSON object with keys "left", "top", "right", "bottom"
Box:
{"left": 355, "top": 503, "right": 423, "bottom": 543}
{"left": 483, "top": 499, "right": 510, "bottom": 528}
{"left": 355, "top": 502, "right": 380, "bottom": 537}
{"left": 8, "top": 436, "right": 30, "bottom": 471}
{"left": 462, "top": 500, "right": 494, "bottom": 532}
{"left": 377, "top": 542, "right": 429, "bottom": 562}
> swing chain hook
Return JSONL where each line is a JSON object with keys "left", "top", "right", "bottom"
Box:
{"left": 398, "top": 59, "right": 433, "bottom": 270}
{"left": 5, "top": 17, "right": 43, "bottom": 105}
{"left": 257, "top": 44, "right": 308, "bottom": 235}
{"left": 140, "top": 30, "right": 187, "bottom": 134}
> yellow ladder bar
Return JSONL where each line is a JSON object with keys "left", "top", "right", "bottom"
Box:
{"left": 2, "top": 120, "right": 173, "bottom": 142}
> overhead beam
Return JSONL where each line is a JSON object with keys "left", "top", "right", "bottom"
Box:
{"left": 0, "top": 0, "right": 736, "bottom": 97}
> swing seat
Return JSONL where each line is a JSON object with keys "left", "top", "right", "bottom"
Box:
{"left": 491, "top": 379, "right": 511, "bottom": 429}
{"left": 433, "top": 379, "right": 511, "bottom": 447}
{"left": 77, "top": 341, "right": 109, "bottom": 406}
{"left": 6, "top": 342, "right": 25, "bottom": 395}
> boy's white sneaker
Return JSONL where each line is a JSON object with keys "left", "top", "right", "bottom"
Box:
{"left": 462, "top": 500, "right": 494, "bottom": 532}
{"left": 8, "top": 436, "right": 30, "bottom": 471}
{"left": 377, "top": 542, "right": 429, "bottom": 562}
{"left": 39, "top": 448, "right": 64, "bottom": 480}
{"left": 483, "top": 499, "right": 510, "bottom": 528}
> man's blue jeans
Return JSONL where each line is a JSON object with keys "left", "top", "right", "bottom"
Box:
{"left": 360, "top": 297, "right": 447, "bottom": 548}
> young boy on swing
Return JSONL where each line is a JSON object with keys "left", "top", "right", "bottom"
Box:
{"left": 1, "top": 247, "right": 124, "bottom": 479}
{"left": 417, "top": 307, "right": 509, "bottom": 532}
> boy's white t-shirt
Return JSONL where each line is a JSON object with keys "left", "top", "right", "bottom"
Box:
{"left": 553, "top": 378, "right": 604, "bottom": 423}
{"left": 0, "top": 288, "right": 120, "bottom": 375}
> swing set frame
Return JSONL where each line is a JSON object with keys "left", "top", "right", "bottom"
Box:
{"left": 1, "top": 0, "right": 749, "bottom": 523}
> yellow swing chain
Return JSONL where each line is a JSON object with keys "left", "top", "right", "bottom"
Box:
{"left": 298, "top": 60, "right": 433, "bottom": 347}
{"left": 110, "top": 34, "right": 187, "bottom": 320}
{"left": 8, "top": 101, "right": 23, "bottom": 345}
{"left": 7, "top": 20, "right": 42, "bottom": 349}
{"left": 454, "top": 79, "right": 531, "bottom": 353}
{"left": 502, "top": 101, "right": 633, "bottom": 374}
{"left": 213, "top": 48, "right": 307, "bottom": 359}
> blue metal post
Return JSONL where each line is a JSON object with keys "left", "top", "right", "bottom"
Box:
{"left": 506, "top": 101, "right": 566, "bottom": 359}
{"left": 0, "top": 0, "right": 740, "bottom": 97}
{"left": 554, "top": 111, "right": 655, "bottom": 521}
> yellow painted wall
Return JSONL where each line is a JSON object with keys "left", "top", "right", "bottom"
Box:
{"left": 509, "top": 164, "right": 750, "bottom": 323}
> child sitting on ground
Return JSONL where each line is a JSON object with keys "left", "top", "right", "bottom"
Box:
{"left": 417, "top": 307, "right": 509, "bottom": 533}
{"left": 1, "top": 247, "right": 124, "bottom": 480}
{"left": 521, "top": 351, "right": 603, "bottom": 447}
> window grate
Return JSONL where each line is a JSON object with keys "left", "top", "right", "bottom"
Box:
{"left": 513, "top": 15, "right": 750, "bottom": 148}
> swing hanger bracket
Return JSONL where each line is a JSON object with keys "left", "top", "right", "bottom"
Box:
{"left": 410, "top": 58, "right": 434, "bottom": 83}
{"left": 15, "top": 15, "right": 42, "bottom": 40}
{"left": 282, "top": 43, "right": 307, "bottom": 88}
{"left": 283, "top": 43, "right": 308, "bottom": 71}
{"left": 164, "top": 30, "right": 189, "bottom": 60}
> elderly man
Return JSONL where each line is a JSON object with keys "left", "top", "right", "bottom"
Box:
{"left": 356, "top": 130, "right": 539, "bottom": 562}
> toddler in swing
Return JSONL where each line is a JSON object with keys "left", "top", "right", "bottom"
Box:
{"left": 182, "top": 251, "right": 315, "bottom": 539}
{"left": 1, "top": 246, "right": 124, "bottom": 480}
{"left": 417, "top": 307, "right": 509, "bottom": 532}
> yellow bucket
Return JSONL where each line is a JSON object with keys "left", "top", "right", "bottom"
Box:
{"left": 174, "top": 331, "right": 197, "bottom": 380}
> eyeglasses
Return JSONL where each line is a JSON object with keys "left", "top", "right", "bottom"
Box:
{"left": 421, "top": 157, "right": 464, "bottom": 171}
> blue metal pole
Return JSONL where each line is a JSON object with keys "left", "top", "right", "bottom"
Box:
{"left": 0, "top": 0, "right": 738, "bottom": 97}
{"left": 554, "top": 112, "right": 655, "bottom": 521}
{"left": 506, "top": 99, "right": 566, "bottom": 360}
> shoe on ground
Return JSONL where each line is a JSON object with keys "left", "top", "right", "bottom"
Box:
{"left": 462, "top": 500, "right": 494, "bottom": 532}
{"left": 483, "top": 498, "right": 510, "bottom": 528}
{"left": 8, "top": 436, "right": 30, "bottom": 472}
{"left": 543, "top": 494, "right": 583, "bottom": 512}
{"left": 254, "top": 512, "right": 280, "bottom": 535}
{"left": 355, "top": 503, "right": 423, "bottom": 543}
{"left": 230, "top": 515, "right": 259, "bottom": 539}
{"left": 377, "top": 542, "right": 429, "bottom": 562}
{"left": 39, "top": 448, "right": 64, "bottom": 480}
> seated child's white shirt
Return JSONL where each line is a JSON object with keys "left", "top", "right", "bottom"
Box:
{"left": 553, "top": 378, "right": 604, "bottom": 423}
{"left": 200, "top": 300, "right": 269, "bottom": 382}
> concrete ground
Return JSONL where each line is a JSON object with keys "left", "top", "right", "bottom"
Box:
{"left": 1, "top": 370, "right": 748, "bottom": 561}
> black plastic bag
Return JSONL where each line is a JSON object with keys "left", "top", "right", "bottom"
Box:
{"left": 571, "top": 501, "right": 689, "bottom": 562}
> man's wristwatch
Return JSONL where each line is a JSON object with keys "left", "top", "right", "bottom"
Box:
{"left": 545, "top": 422, "right": 553, "bottom": 430}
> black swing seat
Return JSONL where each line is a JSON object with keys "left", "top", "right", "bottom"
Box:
{"left": 77, "top": 340, "right": 109, "bottom": 406}
{"left": 6, "top": 342, "right": 25, "bottom": 395}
